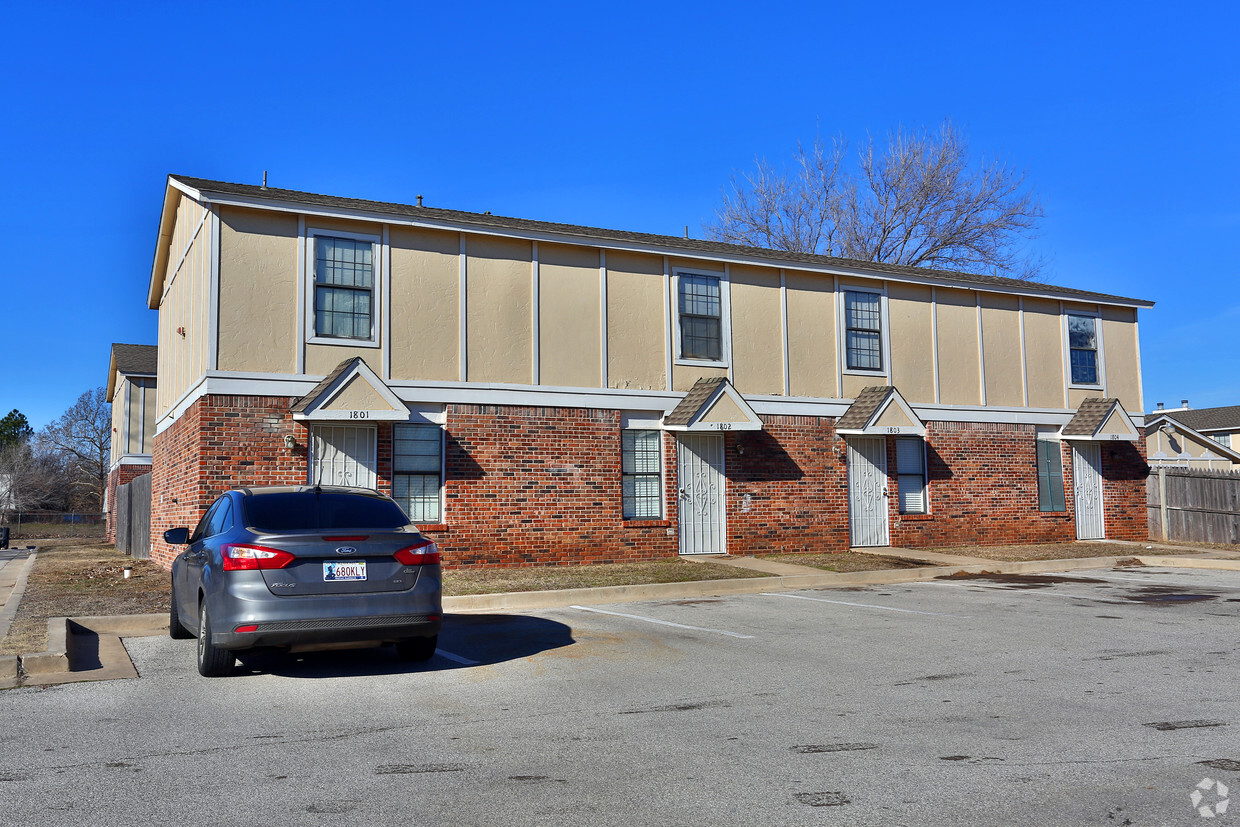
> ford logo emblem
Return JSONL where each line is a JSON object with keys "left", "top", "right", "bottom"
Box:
{"left": 335, "top": 546, "right": 358, "bottom": 555}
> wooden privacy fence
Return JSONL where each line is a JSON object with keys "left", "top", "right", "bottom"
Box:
{"left": 116, "top": 472, "right": 152, "bottom": 559}
{"left": 1148, "top": 466, "right": 1240, "bottom": 544}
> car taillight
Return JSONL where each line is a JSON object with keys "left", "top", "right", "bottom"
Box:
{"left": 394, "top": 539, "right": 440, "bottom": 566}
{"left": 221, "top": 543, "right": 295, "bottom": 571}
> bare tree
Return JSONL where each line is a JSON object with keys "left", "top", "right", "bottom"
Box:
{"left": 37, "top": 387, "right": 111, "bottom": 513}
{"left": 708, "top": 122, "right": 1045, "bottom": 280}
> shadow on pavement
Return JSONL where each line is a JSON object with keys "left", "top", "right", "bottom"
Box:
{"left": 235, "top": 613, "right": 575, "bottom": 679}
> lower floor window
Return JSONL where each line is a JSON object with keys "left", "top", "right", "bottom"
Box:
{"left": 896, "top": 437, "right": 927, "bottom": 514}
{"left": 622, "top": 429, "right": 662, "bottom": 519}
{"left": 393, "top": 423, "right": 443, "bottom": 522}
{"left": 1037, "top": 436, "right": 1066, "bottom": 512}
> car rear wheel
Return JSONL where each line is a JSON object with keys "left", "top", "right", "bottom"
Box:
{"left": 168, "top": 578, "right": 193, "bottom": 640}
{"left": 197, "top": 602, "right": 236, "bottom": 677}
{"left": 395, "top": 634, "right": 438, "bottom": 663}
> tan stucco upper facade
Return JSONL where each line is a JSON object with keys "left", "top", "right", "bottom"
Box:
{"left": 149, "top": 180, "right": 1150, "bottom": 429}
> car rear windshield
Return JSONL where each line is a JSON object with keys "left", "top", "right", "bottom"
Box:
{"left": 243, "top": 491, "right": 411, "bottom": 532}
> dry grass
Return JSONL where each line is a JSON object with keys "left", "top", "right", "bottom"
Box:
{"left": 920, "top": 541, "right": 1202, "bottom": 562}
{"left": 444, "top": 558, "right": 771, "bottom": 596}
{"left": 755, "top": 552, "right": 922, "bottom": 572}
{"left": 0, "top": 541, "right": 169, "bottom": 656}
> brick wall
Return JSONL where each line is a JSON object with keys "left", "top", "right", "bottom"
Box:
{"left": 147, "top": 396, "right": 1149, "bottom": 569}
{"left": 104, "top": 463, "right": 152, "bottom": 543}
{"left": 417, "top": 404, "right": 678, "bottom": 567}
{"left": 149, "top": 396, "right": 307, "bottom": 568}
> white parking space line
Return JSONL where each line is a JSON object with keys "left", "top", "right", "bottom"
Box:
{"left": 761, "top": 592, "right": 972, "bottom": 618}
{"left": 570, "top": 605, "right": 755, "bottom": 639}
{"left": 436, "top": 649, "right": 479, "bottom": 666}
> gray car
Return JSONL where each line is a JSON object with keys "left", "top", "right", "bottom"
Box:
{"left": 164, "top": 485, "right": 442, "bottom": 677}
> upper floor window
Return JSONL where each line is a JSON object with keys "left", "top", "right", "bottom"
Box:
{"left": 1211, "top": 433, "right": 1232, "bottom": 448}
{"left": 844, "top": 290, "right": 883, "bottom": 371}
{"left": 1067, "top": 314, "right": 1099, "bottom": 385}
{"left": 314, "top": 235, "right": 375, "bottom": 340}
{"left": 677, "top": 273, "right": 723, "bottom": 362}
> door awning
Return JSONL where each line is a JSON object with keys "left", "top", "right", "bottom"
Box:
{"left": 1060, "top": 397, "right": 1140, "bottom": 441}
{"left": 835, "top": 385, "right": 925, "bottom": 437}
{"left": 291, "top": 357, "right": 409, "bottom": 422}
{"left": 662, "top": 377, "right": 763, "bottom": 432}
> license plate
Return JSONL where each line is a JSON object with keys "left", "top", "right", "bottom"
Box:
{"left": 324, "top": 560, "right": 366, "bottom": 581}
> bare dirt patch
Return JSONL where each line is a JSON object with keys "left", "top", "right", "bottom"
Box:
{"left": 444, "top": 558, "right": 770, "bottom": 596}
{"left": 755, "top": 552, "right": 921, "bottom": 572}
{"left": 0, "top": 541, "right": 169, "bottom": 656}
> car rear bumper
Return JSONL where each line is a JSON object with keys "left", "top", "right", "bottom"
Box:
{"left": 212, "top": 614, "right": 442, "bottom": 650}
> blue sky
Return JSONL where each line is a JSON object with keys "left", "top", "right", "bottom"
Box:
{"left": 2, "top": 1, "right": 1237, "bottom": 429}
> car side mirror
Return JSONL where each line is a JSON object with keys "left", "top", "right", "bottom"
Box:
{"left": 163, "top": 527, "right": 190, "bottom": 545}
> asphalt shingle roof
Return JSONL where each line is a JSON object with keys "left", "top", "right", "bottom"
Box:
{"left": 1061, "top": 398, "right": 1119, "bottom": 436}
{"left": 836, "top": 386, "right": 893, "bottom": 431}
{"left": 111, "top": 343, "right": 157, "bottom": 376}
{"left": 664, "top": 378, "right": 726, "bottom": 426}
{"left": 290, "top": 358, "right": 361, "bottom": 414}
{"left": 1157, "top": 406, "right": 1240, "bottom": 433}
{"left": 170, "top": 175, "right": 1153, "bottom": 308}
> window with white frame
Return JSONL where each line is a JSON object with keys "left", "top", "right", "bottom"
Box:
{"left": 896, "top": 437, "right": 927, "bottom": 514}
{"left": 1210, "top": 433, "right": 1232, "bottom": 448}
{"left": 1067, "top": 314, "right": 1099, "bottom": 385}
{"left": 392, "top": 424, "right": 443, "bottom": 523}
{"left": 677, "top": 273, "right": 723, "bottom": 361}
{"left": 314, "top": 235, "right": 375, "bottom": 340}
{"left": 844, "top": 290, "right": 883, "bottom": 371}
{"left": 621, "top": 429, "right": 662, "bottom": 519}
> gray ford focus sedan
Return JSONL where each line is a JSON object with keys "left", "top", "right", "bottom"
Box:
{"left": 164, "top": 485, "right": 442, "bottom": 677}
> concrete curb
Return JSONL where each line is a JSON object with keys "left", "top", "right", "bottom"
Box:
{"left": 0, "top": 655, "right": 18, "bottom": 690}
{"left": 17, "top": 614, "right": 166, "bottom": 680}
{"left": 440, "top": 554, "right": 1206, "bottom": 613}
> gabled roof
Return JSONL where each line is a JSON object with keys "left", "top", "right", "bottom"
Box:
{"left": 106, "top": 343, "right": 157, "bottom": 397}
{"left": 836, "top": 386, "right": 925, "bottom": 436}
{"left": 1145, "top": 413, "right": 1240, "bottom": 463}
{"left": 1061, "top": 398, "right": 1139, "bottom": 441}
{"left": 291, "top": 358, "right": 409, "bottom": 421}
{"left": 662, "top": 377, "right": 763, "bottom": 431}
{"left": 1154, "top": 405, "right": 1240, "bottom": 434}
{"left": 151, "top": 175, "right": 1155, "bottom": 311}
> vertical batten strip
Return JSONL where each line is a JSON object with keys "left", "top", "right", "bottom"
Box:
{"left": 724, "top": 263, "right": 734, "bottom": 384}
{"left": 296, "top": 215, "right": 306, "bottom": 375}
{"left": 664, "top": 257, "right": 672, "bottom": 391}
{"left": 1133, "top": 314, "right": 1145, "bottom": 413}
{"left": 382, "top": 225, "right": 391, "bottom": 380}
{"left": 1018, "top": 297, "right": 1029, "bottom": 407}
{"left": 207, "top": 207, "right": 220, "bottom": 372}
{"left": 600, "top": 250, "right": 609, "bottom": 389}
{"left": 833, "top": 275, "right": 842, "bottom": 397}
{"left": 1059, "top": 301, "right": 1068, "bottom": 408}
{"left": 930, "top": 287, "right": 940, "bottom": 405}
{"left": 531, "top": 241, "right": 540, "bottom": 386}
{"left": 459, "top": 234, "right": 468, "bottom": 383}
{"left": 780, "top": 269, "right": 790, "bottom": 397}
{"left": 1095, "top": 304, "right": 1108, "bottom": 396}
{"left": 976, "top": 293, "right": 986, "bottom": 406}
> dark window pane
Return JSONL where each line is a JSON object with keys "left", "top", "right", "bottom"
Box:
{"left": 243, "top": 491, "right": 410, "bottom": 531}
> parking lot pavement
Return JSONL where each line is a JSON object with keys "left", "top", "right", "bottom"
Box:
{"left": 2, "top": 566, "right": 1238, "bottom": 826}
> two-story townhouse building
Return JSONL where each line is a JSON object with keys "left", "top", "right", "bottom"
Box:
{"left": 143, "top": 175, "right": 1153, "bottom": 569}
{"left": 1145, "top": 402, "right": 1240, "bottom": 470}
{"left": 104, "top": 343, "right": 157, "bottom": 543}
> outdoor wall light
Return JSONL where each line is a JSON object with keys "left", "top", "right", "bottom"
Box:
{"left": 283, "top": 434, "right": 297, "bottom": 450}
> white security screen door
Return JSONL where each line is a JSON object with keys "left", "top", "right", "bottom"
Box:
{"left": 312, "top": 426, "right": 378, "bottom": 489}
{"left": 848, "top": 437, "right": 890, "bottom": 547}
{"left": 677, "top": 434, "right": 726, "bottom": 554}
{"left": 1073, "top": 442, "right": 1105, "bottom": 540}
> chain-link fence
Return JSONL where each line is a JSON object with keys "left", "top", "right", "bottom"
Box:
{"left": 0, "top": 511, "right": 105, "bottom": 542}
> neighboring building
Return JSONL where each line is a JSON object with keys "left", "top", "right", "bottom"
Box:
{"left": 105, "top": 343, "right": 157, "bottom": 542}
{"left": 143, "top": 175, "right": 1153, "bottom": 569}
{"left": 1145, "top": 402, "right": 1240, "bottom": 470}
